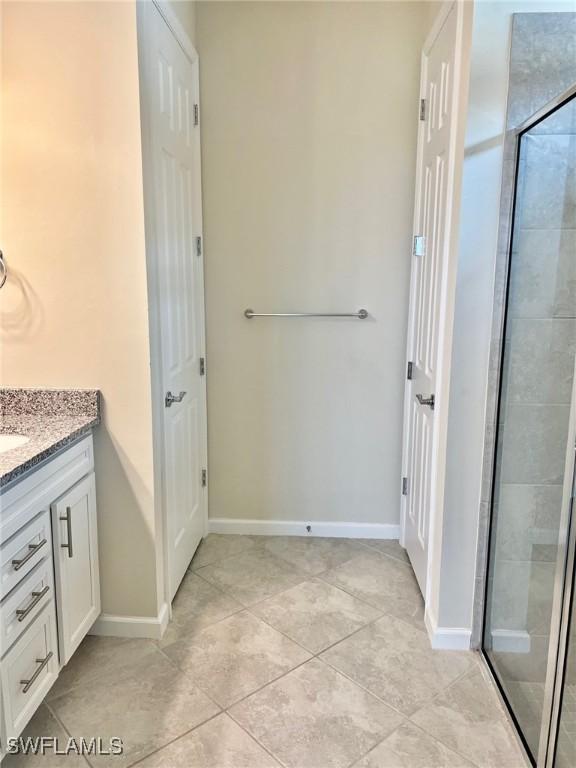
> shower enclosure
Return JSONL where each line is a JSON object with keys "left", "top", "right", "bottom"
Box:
{"left": 483, "top": 86, "right": 576, "bottom": 767}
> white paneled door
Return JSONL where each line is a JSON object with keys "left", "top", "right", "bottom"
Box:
{"left": 401, "top": 4, "right": 461, "bottom": 595}
{"left": 140, "top": 2, "right": 208, "bottom": 601}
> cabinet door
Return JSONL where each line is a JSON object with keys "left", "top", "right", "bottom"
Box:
{"left": 1, "top": 602, "right": 59, "bottom": 741}
{"left": 51, "top": 472, "right": 100, "bottom": 664}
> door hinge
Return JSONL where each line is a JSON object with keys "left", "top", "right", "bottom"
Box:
{"left": 419, "top": 98, "right": 426, "bottom": 121}
{"left": 199, "top": 357, "right": 205, "bottom": 376}
{"left": 407, "top": 361, "right": 413, "bottom": 380}
{"left": 193, "top": 103, "right": 199, "bottom": 126}
{"left": 201, "top": 469, "right": 207, "bottom": 487}
{"left": 195, "top": 235, "right": 202, "bottom": 257}
{"left": 402, "top": 477, "right": 409, "bottom": 496}
{"left": 413, "top": 235, "right": 426, "bottom": 257}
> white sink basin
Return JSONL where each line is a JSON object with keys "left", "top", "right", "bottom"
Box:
{"left": 0, "top": 434, "right": 30, "bottom": 453}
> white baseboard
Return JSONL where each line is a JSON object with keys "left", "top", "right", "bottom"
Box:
{"left": 207, "top": 518, "right": 400, "bottom": 540}
{"left": 89, "top": 602, "right": 169, "bottom": 641}
{"left": 425, "top": 610, "right": 472, "bottom": 651}
{"left": 491, "top": 629, "right": 531, "bottom": 654}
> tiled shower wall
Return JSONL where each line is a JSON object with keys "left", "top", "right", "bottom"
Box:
{"left": 490, "top": 96, "right": 576, "bottom": 667}
{"left": 472, "top": 12, "right": 576, "bottom": 649}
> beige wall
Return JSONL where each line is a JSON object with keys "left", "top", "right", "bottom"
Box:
{"left": 0, "top": 1, "right": 159, "bottom": 617}
{"left": 197, "top": 1, "right": 427, "bottom": 525}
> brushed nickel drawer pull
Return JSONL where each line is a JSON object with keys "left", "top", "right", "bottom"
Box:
{"left": 20, "top": 651, "right": 53, "bottom": 693}
{"left": 12, "top": 539, "right": 47, "bottom": 571}
{"left": 15, "top": 586, "right": 50, "bottom": 622}
{"left": 60, "top": 507, "right": 73, "bottom": 557}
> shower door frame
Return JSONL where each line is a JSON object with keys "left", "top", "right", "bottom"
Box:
{"left": 479, "top": 82, "right": 576, "bottom": 768}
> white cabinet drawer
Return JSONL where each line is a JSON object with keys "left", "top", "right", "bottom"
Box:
{"left": 0, "top": 435, "right": 94, "bottom": 543}
{"left": 0, "top": 512, "right": 52, "bottom": 600}
{"left": 1, "top": 602, "right": 59, "bottom": 740}
{"left": 1, "top": 558, "right": 54, "bottom": 658}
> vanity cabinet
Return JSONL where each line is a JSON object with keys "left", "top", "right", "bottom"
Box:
{"left": 0, "top": 435, "right": 100, "bottom": 756}
{"left": 51, "top": 472, "right": 100, "bottom": 664}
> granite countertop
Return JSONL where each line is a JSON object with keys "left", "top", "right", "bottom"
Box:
{"left": 0, "top": 388, "right": 101, "bottom": 489}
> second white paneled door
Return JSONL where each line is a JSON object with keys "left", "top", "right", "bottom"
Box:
{"left": 139, "top": 1, "right": 208, "bottom": 601}
{"left": 401, "top": 3, "right": 462, "bottom": 595}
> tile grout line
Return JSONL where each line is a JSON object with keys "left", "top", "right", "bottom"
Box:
{"left": 187, "top": 539, "right": 262, "bottom": 572}
{"left": 229, "top": 653, "right": 411, "bottom": 768}
{"left": 406, "top": 658, "right": 527, "bottom": 768}
{"left": 151, "top": 592, "right": 320, "bottom": 768}
{"left": 192, "top": 569, "right": 307, "bottom": 611}
{"left": 309, "top": 610, "right": 389, "bottom": 658}
{"left": 47, "top": 649, "right": 225, "bottom": 768}
{"left": 407, "top": 654, "right": 482, "bottom": 711}
{"left": 125, "top": 709, "right": 225, "bottom": 768}
{"left": 314, "top": 569, "right": 427, "bottom": 636}
{"left": 342, "top": 656, "right": 500, "bottom": 768}
{"left": 125, "top": 652, "right": 318, "bottom": 766}
{"left": 156, "top": 623, "right": 317, "bottom": 720}
{"left": 245, "top": 569, "right": 377, "bottom": 611}
{"left": 191, "top": 553, "right": 311, "bottom": 607}
{"left": 245, "top": 600, "right": 386, "bottom": 658}
{"left": 157, "top": 601, "right": 247, "bottom": 649}
{"left": 314, "top": 653, "right": 411, "bottom": 722}
{"left": 242, "top": 569, "right": 399, "bottom": 653}
{"left": 406, "top": 719, "right": 484, "bottom": 768}
{"left": 244, "top": 604, "right": 319, "bottom": 656}
{"left": 50, "top": 639, "right": 226, "bottom": 767}
{"left": 191, "top": 535, "right": 317, "bottom": 581}
{"left": 331, "top": 609, "right": 478, "bottom": 768}
{"left": 223, "top": 654, "right": 315, "bottom": 712}
{"left": 354, "top": 539, "right": 414, "bottom": 565}
{"left": 45, "top": 640, "right": 161, "bottom": 706}
{"left": 153, "top": 643, "right": 225, "bottom": 714}
{"left": 340, "top": 723, "right": 406, "bottom": 768}
{"left": 43, "top": 700, "right": 93, "bottom": 768}
{"left": 312, "top": 636, "right": 486, "bottom": 734}
{"left": 224, "top": 708, "right": 290, "bottom": 768}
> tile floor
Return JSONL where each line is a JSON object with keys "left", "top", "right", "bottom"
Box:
{"left": 7, "top": 536, "right": 529, "bottom": 768}
{"left": 505, "top": 680, "right": 576, "bottom": 768}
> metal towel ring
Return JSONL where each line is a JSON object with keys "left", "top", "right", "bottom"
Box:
{"left": 0, "top": 251, "right": 7, "bottom": 289}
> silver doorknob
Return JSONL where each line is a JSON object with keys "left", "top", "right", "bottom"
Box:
{"left": 165, "top": 391, "right": 187, "bottom": 407}
{"left": 416, "top": 394, "right": 435, "bottom": 410}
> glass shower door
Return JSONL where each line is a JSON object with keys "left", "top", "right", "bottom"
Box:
{"left": 554, "top": 544, "right": 576, "bottom": 767}
{"left": 482, "top": 92, "right": 576, "bottom": 764}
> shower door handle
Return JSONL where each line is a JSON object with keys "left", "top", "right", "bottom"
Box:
{"left": 416, "top": 394, "right": 435, "bottom": 410}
